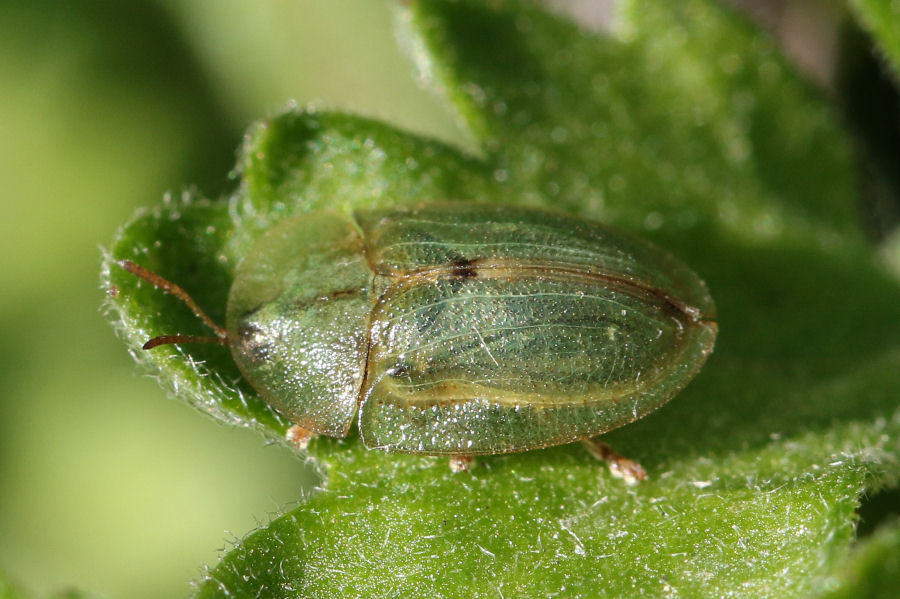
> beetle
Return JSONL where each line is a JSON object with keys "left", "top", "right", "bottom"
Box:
{"left": 119, "top": 203, "right": 717, "bottom": 482}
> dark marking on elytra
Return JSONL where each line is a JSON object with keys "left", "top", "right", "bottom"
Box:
{"left": 450, "top": 257, "right": 479, "bottom": 279}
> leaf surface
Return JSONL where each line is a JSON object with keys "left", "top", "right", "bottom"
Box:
{"left": 101, "top": 1, "right": 900, "bottom": 596}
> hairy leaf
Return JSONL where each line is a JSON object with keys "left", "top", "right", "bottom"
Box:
{"left": 101, "top": 0, "right": 900, "bottom": 596}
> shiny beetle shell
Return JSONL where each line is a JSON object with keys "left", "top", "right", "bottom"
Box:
{"left": 225, "top": 204, "right": 717, "bottom": 455}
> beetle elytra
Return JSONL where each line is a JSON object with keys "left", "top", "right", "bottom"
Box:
{"left": 119, "top": 204, "right": 717, "bottom": 482}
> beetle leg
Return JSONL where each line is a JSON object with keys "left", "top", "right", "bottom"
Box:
{"left": 286, "top": 425, "right": 317, "bottom": 449}
{"left": 448, "top": 455, "right": 475, "bottom": 473}
{"left": 581, "top": 438, "right": 647, "bottom": 485}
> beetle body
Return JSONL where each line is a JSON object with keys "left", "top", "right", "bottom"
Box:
{"left": 225, "top": 204, "right": 716, "bottom": 456}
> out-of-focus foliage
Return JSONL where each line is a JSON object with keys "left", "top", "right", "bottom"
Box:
{"left": 850, "top": 0, "right": 900, "bottom": 76}
{"left": 0, "top": 572, "right": 98, "bottom": 599}
{"left": 823, "top": 518, "right": 900, "bottom": 599}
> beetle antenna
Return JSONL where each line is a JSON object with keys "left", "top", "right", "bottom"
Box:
{"left": 142, "top": 334, "right": 228, "bottom": 350}
{"left": 117, "top": 260, "right": 229, "bottom": 344}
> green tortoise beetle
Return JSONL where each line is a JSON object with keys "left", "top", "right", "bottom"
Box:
{"left": 120, "top": 203, "right": 717, "bottom": 483}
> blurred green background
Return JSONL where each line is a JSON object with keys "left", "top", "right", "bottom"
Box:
{"left": 0, "top": 1, "right": 884, "bottom": 598}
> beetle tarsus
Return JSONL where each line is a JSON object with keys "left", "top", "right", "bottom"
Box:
{"left": 449, "top": 455, "right": 475, "bottom": 473}
{"left": 286, "top": 425, "right": 316, "bottom": 449}
{"left": 582, "top": 438, "right": 647, "bottom": 485}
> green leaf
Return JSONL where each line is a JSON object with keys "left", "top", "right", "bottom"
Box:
{"left": 849, "top": 0, "right": 900, "bottom": 78}
{"left": 822, "top": 518, "right": 900, "bottom": 599}
{"left": 101, "top": 0, "right": 900, "bottom": 596}
{"left": 842, "top": 0, "right": 900, "bottom": 245}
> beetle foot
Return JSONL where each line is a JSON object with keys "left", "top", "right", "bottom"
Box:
{"left": 581, "top": 439, "right": 647, "bottom": 485}
{"left": 449, "top": 455, "right": 475, "bottom": 473}
{"left": 286, "top": 425, "right": 316, "bottom": 449}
